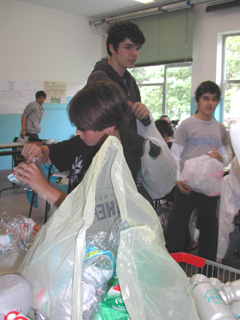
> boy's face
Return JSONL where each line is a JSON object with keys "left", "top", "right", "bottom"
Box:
{"left": 197, "top": 93, "right": 219, "bottom": 120}
{"left": 76, "top": 129, "right": 107, "bottom": 146}
{"left": 37, "top": 96, "right": 46, "bottom": 105}
{"left": 109, "top": 38, "right": 142, "bottom": 75}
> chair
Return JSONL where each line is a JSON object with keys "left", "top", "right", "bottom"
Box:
{"left": 28, "top": 163, "right": 69, "bottom": 223}
{"left": 0, "top": 137, "right": 24, "bottom": 195}
{"left": 12, "top": 137, "right": 25, "bottom": 169}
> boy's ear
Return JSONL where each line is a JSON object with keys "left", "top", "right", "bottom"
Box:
{"left": 109, "top": 43, "right": 116, "bottom": 55}
{"left": 104, "top": 125, "right": 115, "bottom": 135}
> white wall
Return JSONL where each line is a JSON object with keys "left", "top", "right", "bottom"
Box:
{"left": 192, "top": 3, "right": 240, "bottom": 96}
{"left": 0, "top": 0, "right": 104, "bottom": 85}
{"left": 3, "top": 1, "right": 239, "bottom": 96}
{"left": 0, "top": 0, "right": 107, "bottom": 170}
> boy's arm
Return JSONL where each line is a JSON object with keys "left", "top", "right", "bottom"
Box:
{"left": 20, "top": 115, "right": 27, "bottom": 138}
{"left": 14, "top": 161, "right": 66, "bottom": 207}
{"left": 171, "top": 142, "right": 192, "bottom": 195}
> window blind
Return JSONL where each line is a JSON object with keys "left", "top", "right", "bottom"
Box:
{"left": 130, "top": 8, "right": 194, "bottom": 66}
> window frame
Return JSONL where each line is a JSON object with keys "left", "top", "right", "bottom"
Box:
{"left": 221, "top": 32, "right": 240, "bottom": 126}
{"left": 132, "top": 61, "right": 192, "bottom": 118}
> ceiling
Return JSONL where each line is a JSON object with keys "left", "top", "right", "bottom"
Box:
{"left": 14, "top": 0, "right": 236, "bottom": 21}
{"left": 14, "top": 0, "right": 194, "bottom": 19}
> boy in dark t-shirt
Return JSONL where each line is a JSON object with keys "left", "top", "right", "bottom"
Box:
{"left": 14, "top": 80, "right": 148, "bottom": 207}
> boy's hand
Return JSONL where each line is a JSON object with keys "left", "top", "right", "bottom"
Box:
{"left": 177, "top": 180, "right": 192, "bottom": 195}
{"left": 128, "top": 100, "right": 149, "bottom": 120}
{"left": 207, "top": 151, "right": 223, "bottom": 163}
{"left": 14, "top": 162, "right": 47, "bottom": 194}
{"left": 21, "top": 144, "right": 43, "bottom": 163}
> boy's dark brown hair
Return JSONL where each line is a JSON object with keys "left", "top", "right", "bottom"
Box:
{"left": 35, "top": 91, "right": 46, "bottom": 99}
{"left": 68, "top": 80, "right": 130, "bottom": 131}
{"left": 195, "top": 81, "right": 221, "bottom": 103}
{"left": 106, "top": 21, "right": 145, "bottom": 56}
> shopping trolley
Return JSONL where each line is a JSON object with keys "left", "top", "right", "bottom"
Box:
{"left": 171, "top": 252, "right": 240, "bottom": 283}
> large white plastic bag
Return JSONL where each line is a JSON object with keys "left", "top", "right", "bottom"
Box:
{"left": 18, "top": 137, "right": 125, "bottom": 319}
{"left": 180, "top": 154, "right": 224, "bottom": 196}
{"left": 217, "top": 175, "right": 238, "bottom": 262}
{"left": 117, "top": 226, "right": 196, "bottom": 320}
{"left": 137, "top": 114, "right": 177, "bottom": 199}
{"left": 217, "top": 157, "right": 240, "bottom": 262}
{"left": 18, "top": 137, "right": 195, "bottom": 320}
{"left": 230, "top": 120, "right": 240, "bottom": 164}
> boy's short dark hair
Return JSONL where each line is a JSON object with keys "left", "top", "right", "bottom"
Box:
{"left": 160, "top": 114, "right": 170, "bottom": 122}
{"left": 155, "top": 119, "right": 174, "bottom": 138}
{"left": 68, "top": 80, "right": 130, "bottom": 131}
{"left": 195, "top": 81, "right": 221, "bottom": 103}
{"left": 36, "top": 91, "right": 46, "bottom": 100}
{"left": 106, "top": 21, "right": 145, "bottom": 56}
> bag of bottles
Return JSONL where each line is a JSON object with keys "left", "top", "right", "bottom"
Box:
{"left": 180, "top": 154, "right": 224, "bottom": 196}
{"left": 18, "top": 137, "right": 196, "bottom": 320}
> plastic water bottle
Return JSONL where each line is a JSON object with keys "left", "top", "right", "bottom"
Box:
{"left": 82, "top": 253, "right": 114, "bottom": 320}
{"left": 229, "top": 300, "right": 240, "bottom": 319}
{"left": 219, "top": 279, "right": 240, "bottom": 305}
{"left": 0, "top": 274, "right": 33, "bottom": 317}
{"left": 209, "top": 277, "right": 223, "bottom": 291}
{"left": 7, "top": 157, "right": 36, "bottom": 191}
{"left": 192, "top": 282, "right": 236, "bottom": 319}
{"left": 0, "top": 234, "right": 13, "bottom": 259}
{"left": 0, "top": 212, "right": 18, "bottom": 260}
{"left": 190, "top": 273, "right": 210, "bottom": 289}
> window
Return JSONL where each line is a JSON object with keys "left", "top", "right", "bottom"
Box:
{"left": 222, "top": 34, "right": 240, "bottom": 127}
{"left": 130, "top": 63, "right": 192, "bottom": 122}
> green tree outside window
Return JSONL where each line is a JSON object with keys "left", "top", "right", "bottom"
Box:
{"left": 130, "top": 63, "right": 192, "bottom": 122}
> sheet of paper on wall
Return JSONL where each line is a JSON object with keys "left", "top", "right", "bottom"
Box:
{"left": 0, "top": 79, "right": 42, "bottom": 114}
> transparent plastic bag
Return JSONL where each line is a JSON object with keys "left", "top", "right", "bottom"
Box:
{"left": 180, "top": 154, "right": 224, "bottom": 196}
{"left": 82, "top": 253, "right": 114, "bottom": 320}
{"left": 18, "top": 137, "right": 196, "bottom": 320}
{"left": 82, "top": 232, "right": 117, "bottom": 320}
{"left": 117, "top": 226, "right": 196, "bottom": 320}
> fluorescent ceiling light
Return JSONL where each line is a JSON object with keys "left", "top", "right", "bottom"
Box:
{"left": 134, "top": 0, "right": 155, "bottom": 3}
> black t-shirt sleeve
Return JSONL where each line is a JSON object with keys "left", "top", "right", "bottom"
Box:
{"left": 48, "top": 135, "right": 83, "bottom": 172}
{"left": 48, "top": 136, "right": 99, "bottom": 193}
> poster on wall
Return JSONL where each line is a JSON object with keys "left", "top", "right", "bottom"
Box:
{"left": 0, "top": 79, "right": 42, "bottom": 114}
{"left": 0, "top": 79, "right": 82, "bottom": 114}
{"left": 43, "top": 81, "right": 67, "bottom": 104}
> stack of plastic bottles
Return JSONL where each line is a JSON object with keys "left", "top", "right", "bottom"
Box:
{"left": 0, "top": 211, "right": 38, "bottom": 263}
{"left": 82, "top": 218, "right": 130, "bottom": 320}
{"left": 190, "top": 273, "right": 240, "bottom": 319}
